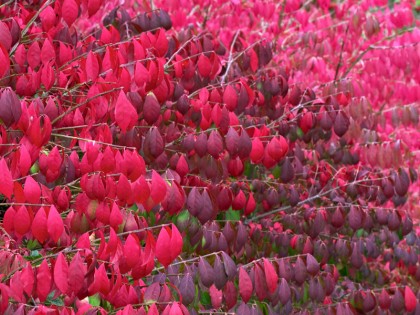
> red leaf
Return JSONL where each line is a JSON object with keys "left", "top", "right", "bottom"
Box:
{"left": 62, "top": 0, "right": 79, "bottom": 27}
{"left": 41, "top": 39, "right": 55, "bottom": 65}
{"left": 249, "top": 48, "right": 258, "bottom": 72}
{"left": 36, "top": 259, "right": 52, "bottom": 302}
{"left": 110, "top": 202, "right": 123, "bottom": 230}
{"left": 239, "top": 267, "right": 253, "bottom": 303}
{"left": 115, "top": 90, "right": 138, "bottom": 133}
{"left": 254, "top": 263, "right": 268, "bottom": 300}
{"left": 0, "top": 44, "right": 10, "bottom": 79}
{"left": 41, "top": 62, "right": 55, "bottom": 91}
{"left": 194, "top": 133, "right": 208, "bottom": 157}
{"left": 47, "top": 206, "right": 64, "bottom": 243}
{"left": 18, "top": 144, "right": 31, "bottom": 176}
{"left": 135, "top": 62, "right": 149, "bottom": 88}
{"left": 0, "top": 158, "right": 13, "bottom": 198}
{"left": 154, "top": 29, "right": 168, "bottom": 57}
{"left": 155, "top": 226, "right": 172, "bottom": 267}
{"left": 88, "top": 0, "right": 102, "bottom": 17}
{"left": 263, "top": 258, "right": 278, "bottom": 293}
{"left": 150, "top": 170, "right": 167, "bottom": 204}
{"left": 143, "top": 93, "right": 161, "bottom": 125}
{"left": 24, "top": 176, "right": 41, "bottom": 204}
{"left": 68, "top": 253, "right": 86, "bottom": 295}
{"left": 147, "top": 304, "right": 159, "bottom": 315}
{"left": 175, "top": 155, "right": 189, "bottom": 178}
{"left": 250, "top": 137, "right": 265, "bottom": 163}
{"left": 223, "top": 85, "right": 238, "bottom": 111}
{"left": 299, "top": 111, "right": 313, "bottom": 133}
{"left": 116, "top": 173, "right": 132, "bottom": 204}
{"left": 237, "top": 128, "right": 252, "bottom": 159}
{"left": 225, "top": 127, "right": 239, "bottom": 157}
{"left": 405, "top": 286, "right": 417, "bottom": 312}
{"left": 267, "top": 136, "right": 288, "bottom": 161}
{"left": 14, "top": 206, "right": 31, "bottom": 235}
{"left": 244, "top": 193, "right": 256, "bottom": 215}
{"left": 3, "top": 206, "right": 16, "bottom": 234}
{"left": 54, "top": 253, "right": 69, "bottom": 294}
{"left": 86, "top": 51, "right": 99, "bottom": 82}
{"left": 40, "top": 6, "right": 56, "bottom": 31}
{"left": 198, "top": 54, "right": 211, "bottom": 78}
{"left": 90, "top": 264, "right": 110, "bottom": 295}
{"left": 155, "top": 224, "right": 182, "bottom": 268}
{"left": 0, "top": 22, "right": 12, "bottom": 51}
{"left": 27, "top": 41, "right": 41, "bottom": 69}
{"left": 232, "top": 189, "right": 246, "bottom": 210}
{"left": 224, "top": 281, "right": 238, "bottom": 309}
{"left": 170, "top": 223, "right": 183, "bottom": 260}
{"left": 21, "top": 265, "right": 34, "bottom": 296}
{"left": 162, "top": 182, "right": 185, "bottom": 215}
{"left": 133, "top": 175, "right": 150, "bottom": 204}
{"left": 75, "top": 232, "right": 91, "bottom": 249}
{"left": 379, "top": 289, "right": 391, "bottom": 309}
{"left": 207, "top": 130, "right": 223, "bottom": 158}
{"left": 209, "top": 284, "right": 223, "bottom": 309}
{"left": 32, "top": 207, "right": 48, "bottom": 243}
{"left": 124, "top": 234, "right": 141, "bottom": 269}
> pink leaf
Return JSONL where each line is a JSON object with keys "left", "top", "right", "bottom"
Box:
{"left": 23, "top": 176, "right": 41, "bottom": 204}
{"left": 114, "top": 90, "right": 137, "bottom": 133}
{"left": 27, "top": 41, "right": 41, "bottom": 69}
{"left": 0, "top": 22, "right": 12, "bottom": 51}
{"left": 0, "top": 158, "right": 13, "bottom": 198}
{"left": 14, "top": 206, "right": 31, "bottom": 235}
{"left": 150, "top": 170, "right": 167, "bottom": 204}
{"left": 155, "top": 226, "right": 172, "bottom": 267}
{"left": 68, "top": 253, "right": 86, "bottom": 295}
{"left": 54, "top": 253, "right": 69, "bottom": 294}
{"left": 239, "top": 267, "right": 253, "bottom": 303}
{"left": 405, "top": 286, "right": 417, "bottom": 312}
{"left": 32, "top": 207, "right": 49, "bottom": 243}
{"left": 263, "top": 258, "right": 278, "bottom": 293}
{"left": 36, "top": 259, "right": 52, "bottom": 302}
{"left": 85, "top": 51, "right": 99, "bottom": 82}
{"left": 47, "top": 206, "right": 64, "bottom": 243}
{"left": 62, "top": 0, "right": 79, "bottom": 27}
{"left": 0, "top": 44, "right": 10, "bottom": 79}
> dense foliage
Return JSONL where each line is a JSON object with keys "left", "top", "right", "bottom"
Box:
{"left": 0, "top": 0, "right": 419, "bottom": 314}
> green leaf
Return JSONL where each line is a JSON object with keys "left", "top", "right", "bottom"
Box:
{"left": 24, "top": 250, "right": 42, "bottom": 262}
{"left": 47, "top": 297, "right": 64, "bottom": 306}
{"left": 200, "top": 291, "right": 211, "bottom": 306}
{"left": 244, "top": 161, "right": 253, "bottom": 177}
{"left": 176, "top": 210, "right": 190, "bottom": 225}
{"left": 225, "top": 207, "right": 240, "bottom": 221}
{"left": 45, "top": 290, "right": 64, "bottom": 306}
{"left": 89, "top": 294, "right": 101, "bottom": 307}
{"left": 296, "top": 127, "right": 304, "bottom": 139}
{"left": 303, "top": 282, "right": 309, "bottom": 303}
{"left": 26, "top": 239, "right": 41, "bottom": 250}
{"left": 271, "top": 165, "right": 281, "bottom": 179}
{"left": 256, "top": 301, "right": 269, "bottom": 315}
